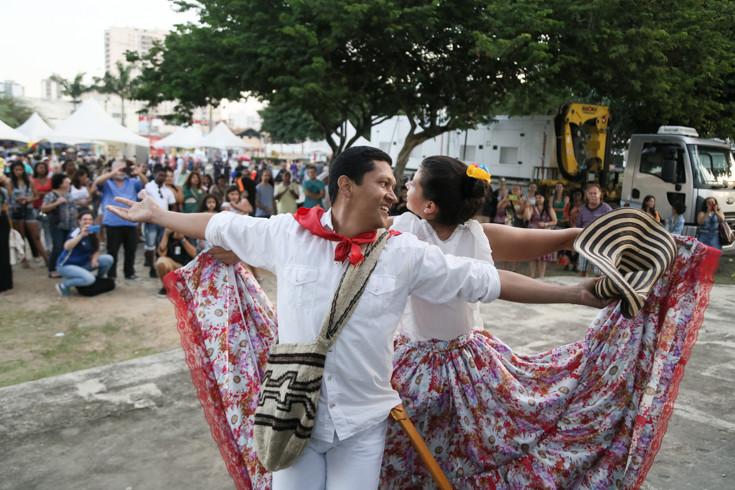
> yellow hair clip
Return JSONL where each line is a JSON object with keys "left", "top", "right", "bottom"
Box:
{"left": 467, "top": 164, "right": 491, "bottom": 183}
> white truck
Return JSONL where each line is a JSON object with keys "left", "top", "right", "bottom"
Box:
{"left": 370, "top": 114, "right": 557, "bottom": 179}
{"left": 620, "top": 126, "right": 735, "bottom": 239}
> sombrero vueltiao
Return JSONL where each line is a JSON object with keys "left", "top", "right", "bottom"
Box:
{"left": 574, "top": 208, "right": 677, "bottom": 319}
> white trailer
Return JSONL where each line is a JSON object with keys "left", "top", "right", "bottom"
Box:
{"left": 370, "top": 115, "right": 557, "bottom": 180}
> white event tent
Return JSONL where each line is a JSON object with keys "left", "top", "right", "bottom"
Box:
{"left": 0, "top": 119, "right": 31, "bottom": 143}
{"left": 193, "top": 122, "right": 253, "bottom": 150}
{"left": 15, "top": 113, "right": 52, "bottom": 142}
{"left": 153, "top": 126, "right": 203, "bottom": 149}
{"left": 43, "top": 99, "right": 148, "bottom": 147}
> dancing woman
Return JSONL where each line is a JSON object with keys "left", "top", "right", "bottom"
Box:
{"left": 380, "top": 156, "right": 719, "bottom": 488}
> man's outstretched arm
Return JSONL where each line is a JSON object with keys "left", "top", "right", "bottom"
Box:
{"left": 497, "top": 270, "right": 613, "bottom": 309}
{"left": 106, "top": 191, "right": 212, "bottom": 240}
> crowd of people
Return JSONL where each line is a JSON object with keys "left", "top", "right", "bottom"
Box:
{"left": 1, "top": 146, "right": 728, "bottom": 296}
{"left": 0, "top": 150, "right": 330, "bottom": 295}
{"left": 458, "top": 176, "right": 727, "bottom": 278}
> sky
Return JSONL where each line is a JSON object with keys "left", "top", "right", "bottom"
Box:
{"left": 0, "top": 0, "right": 198, "bottom": 98}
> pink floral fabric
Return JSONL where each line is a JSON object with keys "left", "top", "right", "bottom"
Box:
{"left": 167, "top": 237, "right": 719, "bottom": 490}
{"left": 164, "top": 254, "right": 277, "bottom": 490}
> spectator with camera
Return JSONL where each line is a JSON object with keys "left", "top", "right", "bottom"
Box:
{"left": 55, "top": 210, "right": 113, "bottom": 296}
{"left": 94, "top": 160, "right": 148, "bottom": 280}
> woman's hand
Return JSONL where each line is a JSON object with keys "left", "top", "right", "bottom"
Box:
{"left": 207, "top": 246, "right": 241, "bottom": 265}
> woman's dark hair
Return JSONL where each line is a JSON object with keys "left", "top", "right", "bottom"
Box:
{"left": 183, "top": 170, "right": 202, "bottom": 190}
{"left": 642, "top": 195, "right": 657, "bottom": 214}
{"left": 535, "top": 192, "right": 554, "bottom": 218}
{"left": 198, "top": 193, "right": 221, "bottom": 213}
{"left": 202, "top": 174, "right": 213, "bottom": 188}
{"left": 78, "top": 210, "right": 99, "bottom": 251}
{"left": 419, "top": 156, "right": 488, "bottom": 226}
{"left": 71, "top": 168, "right": 89, "bottom": 188}
{"left": 328, "top": 146, "right": 392, "bottom": 204}
{"left": 9, "top": 161, "right": 30, "bottom": 188}
{"left": 51, "top": 173, "right": 67, "bottom": 190}
{"left": 33, "top": 161, "right": 49, "bottom": 178}
{"left": 672, "top": 201, "right": 686, "bottom": 215}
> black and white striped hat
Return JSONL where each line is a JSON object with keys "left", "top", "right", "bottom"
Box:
{"left": 574, "top": 208, "right": 677, "bottom": 318}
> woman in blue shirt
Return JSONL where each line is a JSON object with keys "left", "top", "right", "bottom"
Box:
{"left": 665, "top": 201, "right": 686, "bottom": 235}
{"left": 696, "top": 197, "right": 725, "bottom": 250}
{"left": 55, "top": 210, "right": 114, "bottom": 296}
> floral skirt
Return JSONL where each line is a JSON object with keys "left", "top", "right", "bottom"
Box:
{"left": 165, "top": 236, "right": 719, "bottom": 490}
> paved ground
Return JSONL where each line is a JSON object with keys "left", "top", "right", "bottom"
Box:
{"left": 1, "top": 277, "right": 733, "bottom": 490}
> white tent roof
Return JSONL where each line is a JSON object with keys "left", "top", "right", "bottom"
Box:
{"left": 153, "top": 126, "right": 203, "bottom": 149}
{"left": 15, "top": 113, "right": 52, "bottom": 142}
{"left": 193, "top": 122, "right": 253, "bottom": 150}
{"left": 42, "top": 99, "right": 148, "bottom": 146}
{"left": 0, "top": 119, "right": 30, "bottom": 143}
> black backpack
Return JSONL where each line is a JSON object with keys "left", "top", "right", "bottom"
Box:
{"left": 76, "top": 277, "right": 116, "bottom": 297}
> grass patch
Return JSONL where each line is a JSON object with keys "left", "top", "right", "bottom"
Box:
{"left": 0, "top": 312, "right": 167, "bottom": 388}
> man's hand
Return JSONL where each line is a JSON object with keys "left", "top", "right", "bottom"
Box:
{"left": 576, "top": 276, "right": 617, "bottom": 309}
{"left": 207, "top": 246, "right": 241, "bottom": 265}
{"left": 107, "top": 190, "right": 157, "bottom": 223}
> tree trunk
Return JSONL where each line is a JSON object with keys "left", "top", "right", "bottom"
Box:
{"left": 393, "top": 131, "right": 433, "bottom": 185}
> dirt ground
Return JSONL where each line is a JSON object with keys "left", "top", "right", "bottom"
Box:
{"left": 0, "top": 246, "right": 277, "bottom": 387}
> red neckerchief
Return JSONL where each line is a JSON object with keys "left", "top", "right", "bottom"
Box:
{"left": 293, "top": 207, "right": 399, "bottom": 265}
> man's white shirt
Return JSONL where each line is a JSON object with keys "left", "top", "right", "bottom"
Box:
{"left": 143, "top": 181, "right": 175, "bottom": 210}
{"left": 205, "top": 209, "right": 501, "bottom": 442}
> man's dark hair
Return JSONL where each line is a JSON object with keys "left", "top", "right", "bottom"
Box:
{"left": 328, "top": 146, "right": 392, "bottom": 204}
{"left": 51, "top": 173, "right": 67, "bottom": 190}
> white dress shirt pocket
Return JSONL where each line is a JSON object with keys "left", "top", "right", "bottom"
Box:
{"left": 284, "top": 265, "right": 319, "bottom": 309}
{"left": 362, "top": 274, "right": 397, "bottom": 310}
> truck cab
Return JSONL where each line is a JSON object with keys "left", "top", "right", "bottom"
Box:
{"left": 621, "top": 126, "right": 735, "bottom": 240}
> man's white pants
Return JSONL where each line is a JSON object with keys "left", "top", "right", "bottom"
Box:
{"left": 272, "top": 418, "right": 389, "bottom": 490}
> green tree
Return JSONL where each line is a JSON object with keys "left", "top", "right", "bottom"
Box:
{"left": 133, "top": 0, "right": 735, "bottom": 176}
{"left": 258, "top": 101, "right": 324, "bottom": 144}
{"left": 520, "top": 0, "right": 735, "bottom": 142}
{"left": 130, "top": 6, "right": 387, "bottom": 156}
{"left": 133, "top": 0, "right": 554, "bottom": 177}
{"left": 0, "top": 96, "right": 35, "bottom": 128}
{"left": 341, "top": 0, "right": 558, "bottom": 178}
{"left": 49, "top": 72, "right": 93, "bottom": 111}
{"left": 94, "top": 61, "right": 140, "bottom": 125}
